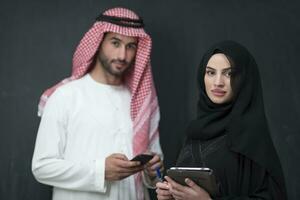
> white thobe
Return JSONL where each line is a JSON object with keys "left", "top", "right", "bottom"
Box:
{"left": 32, "top": 74, "right": 162, "bottom": 200}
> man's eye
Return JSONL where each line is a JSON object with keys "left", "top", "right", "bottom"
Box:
{"left": 127, "top": 44, "right": 137, "bottom": 50}
{"left": 112, "top": 41, "right": 120, "bottom": 47}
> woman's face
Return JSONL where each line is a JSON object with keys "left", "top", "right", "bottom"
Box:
{"left": 204, "top": 53, "right": 233, "bottom": 104}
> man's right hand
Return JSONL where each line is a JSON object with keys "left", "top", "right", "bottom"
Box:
{"left": 105, "top": 153, "right": 144, "bottom": 181}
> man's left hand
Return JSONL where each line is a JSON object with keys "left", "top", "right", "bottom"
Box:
{"left": 144, "top": 153, "right": 164, "bottom": 178}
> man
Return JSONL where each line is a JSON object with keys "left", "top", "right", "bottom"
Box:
{"left": 32, "top": 7, "right": 163, "bottom": 200}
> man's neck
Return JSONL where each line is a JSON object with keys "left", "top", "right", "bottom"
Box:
{"left": 89, "top": 64, "right": 123, "bottom": 86}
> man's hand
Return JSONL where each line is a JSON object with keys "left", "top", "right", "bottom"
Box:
{"left": 144, "top": 153, "right": 164, "bottom": 178}
{"left": 105, "top": 153, "right": 144, "bottom": 181}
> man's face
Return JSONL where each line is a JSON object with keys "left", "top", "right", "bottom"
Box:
{"left": 98, "top": 32, "right": 138, "bottom": 77}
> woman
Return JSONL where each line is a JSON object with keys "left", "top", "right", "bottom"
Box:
{"left": 156, "top": 41, "right": 287, "bottom": 200}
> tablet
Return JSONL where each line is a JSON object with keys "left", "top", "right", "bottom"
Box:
{"left": 166, "top": 167, "right": 218, "bottom": 197}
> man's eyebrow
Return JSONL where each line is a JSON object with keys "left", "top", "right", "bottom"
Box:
{"left": 128, "top": 41, "right": 138, "bottom": 45}
{"left": 110, "top": 37, "right": 121, "bottom": 41}
{"left": 109, "top": 37, "right": 137, "bottom": 45}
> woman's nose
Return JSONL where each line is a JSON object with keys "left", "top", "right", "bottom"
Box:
{"left": 214, "top": 74, "right": 225, "bottom": 87}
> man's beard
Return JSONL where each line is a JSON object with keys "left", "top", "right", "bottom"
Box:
{"left": 98, "top": 51, "right": 134, "bottom": 77}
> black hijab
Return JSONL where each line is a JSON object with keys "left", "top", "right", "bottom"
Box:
{"left": 187, "top": 40, "right": 287, "bottom": 198}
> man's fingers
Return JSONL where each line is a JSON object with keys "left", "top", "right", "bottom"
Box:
{"left": 148, "top": 162, "right": 164, "bottom": 171}
{"left": 117, "top": 164, "right": 144, "bottom": 173}
{"left": 125, "top": 166, "right": 144, "bottom": 174}
{"left": 110, "top": 168, "right": 142, "bottom": 180}
{"left": 110, "top": 153, "right": 128, "bottom": 160}
{"left": 147, "top": 154, "right": 160, "bottom": 165}
{"left": 145, "top": 153, "right": 163, "bottom": 177}
{"left": 111, "top": 156, "right": 141, "bottom": 168}
{"left": 122, "top": 160, "right": 143, "bottom": 168}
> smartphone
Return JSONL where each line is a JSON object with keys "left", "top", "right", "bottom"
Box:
{"left": 130, "top": 154, "right": 154, "bottom": 165}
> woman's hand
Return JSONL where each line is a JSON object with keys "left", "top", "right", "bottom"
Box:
{"left": 165, "top": 176, "right": 212, "bottom": 200}
{"left": 156, "top": 181, "right": 174, "bottom": 200}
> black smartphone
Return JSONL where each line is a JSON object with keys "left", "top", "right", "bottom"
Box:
{"left": 130, "top": 154, "right": 154, "bottom": 165}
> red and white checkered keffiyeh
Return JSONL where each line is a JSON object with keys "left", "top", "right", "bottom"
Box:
{"left": 38, "top": 7, "right": 160, "bottom": 200}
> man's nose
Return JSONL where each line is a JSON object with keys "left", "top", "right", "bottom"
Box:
{"left": 117, "top": 46, "right": 126, "bottom": 61}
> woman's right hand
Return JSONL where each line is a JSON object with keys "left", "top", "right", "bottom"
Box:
{"left": 156, "top": 181, "right": 174, "bottom": 200}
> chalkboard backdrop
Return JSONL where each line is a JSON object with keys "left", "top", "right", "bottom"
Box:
{"left": 1, "top": 0, "right": 299, "bottom": 199}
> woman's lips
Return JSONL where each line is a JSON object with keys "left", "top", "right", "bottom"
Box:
{"left": 211, "top": 89, "right": 226, "bottom": 97}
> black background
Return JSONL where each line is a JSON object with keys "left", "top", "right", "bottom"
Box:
{"left": 1, "top": 0, "right": 299, "bottom": 199}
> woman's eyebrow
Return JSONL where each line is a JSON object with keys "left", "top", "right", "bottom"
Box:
{"left": 206, "top": 66, "right": 231, "bottom": 71}
{"left": 206, "top": 66, "right": 216, "bottom": 70}
{"left": 222, "top": 67, "right": 232, "bottom": 72}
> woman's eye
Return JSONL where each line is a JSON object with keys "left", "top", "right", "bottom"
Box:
{"left": 206, "top": 71, "right": 215, "bottom": 76}
{"left": 224, "top": 71, "right": 231, "bottom": 77}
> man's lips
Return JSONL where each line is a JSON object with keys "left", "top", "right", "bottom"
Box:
{"left": 211, "top": 89, "right": 226, "bottom": 97}
{"left": 112, "top": 61, "right": 127, "bottom": 69}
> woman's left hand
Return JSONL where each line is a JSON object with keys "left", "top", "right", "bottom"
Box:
{"left": 165, "top": 176, "right": 212, "bottom": 200}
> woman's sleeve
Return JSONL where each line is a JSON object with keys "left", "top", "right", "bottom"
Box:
{"left": 214, "top": 160, "right": 283, "bottom": 200}
{"left": 31, "top": 89, "right": 106, "bottom": 193}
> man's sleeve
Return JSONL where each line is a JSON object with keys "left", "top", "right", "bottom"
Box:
{"left": 31, "top": 89, "right": 107, "bottom": 193}
{"left": 142, "top": 132, "right": 164, "bottom": 188}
